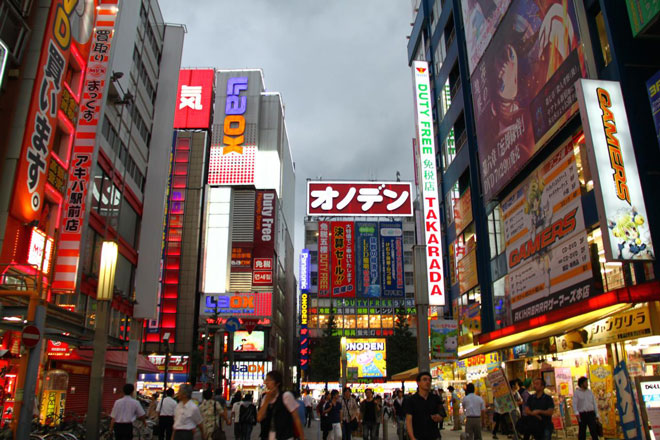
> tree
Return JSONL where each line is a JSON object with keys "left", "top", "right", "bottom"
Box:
{"left": 387, "top": 307, "right": 418, "bottom": 378}
{"left": 309, "top": 303, "right": 341, "bottom": 383}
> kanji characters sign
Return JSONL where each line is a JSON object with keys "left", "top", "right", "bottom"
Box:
{"left": 173, "top": 69, "right": 215, "bottom": 129}
{"left": 318, "top": 221, "right": 331, "bottom": 297}
{"left": 330, "top": 221, "right": 355, "bottom": 297}
{"left": 307, "top": 181, "right": 413, "bottom": 216}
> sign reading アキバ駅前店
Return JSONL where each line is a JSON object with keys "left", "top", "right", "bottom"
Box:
{"left": 412, "top": 61, "right": 444, "bottom": 306}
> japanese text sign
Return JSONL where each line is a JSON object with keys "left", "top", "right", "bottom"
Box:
{"left": 27, "top": 227, "right": 54, "bottom": 274}
{"left": 318, "top": 221, "right": 331, "bottom": 297}
{"left": 412, "top": 61, "right": 445, "bottom": 305}
{"left": 300, "top": 292, "right": 309, "bottom": 371}
{"left": 331, "top": 221, "right": 355, "bottom": 297}
{"left": 355, "top": 222, "right": 381, "bottom": 298}
{"left": 379, "top": 222, "right": 404, "bottom": 297}
{"left": 577, "top": 79, "right": 655, "bottom": 261}
{"left": 307, "top": 181, "right": 412, "bottom": 216}
{"left": 345, "top": 339, "right": 387, "bottom": 378}
{"left": 200, "top": 292, "right": 272, "bottom": 317}
{"left": 174, "top": 69, "right": 214, "bottom": 129}
{"left": 614, "top": 361, "right": 643, "bottom": 440}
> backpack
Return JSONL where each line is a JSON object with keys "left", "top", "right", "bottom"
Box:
{"left": 240, "top": 404, "right": 257, "bottom": 425}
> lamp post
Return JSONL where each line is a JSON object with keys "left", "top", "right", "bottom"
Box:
{"left": 340, "top": 337, "right": 347, "bottom": 389}
{"left": 86, "top": 241, "right": 118, "bottom": 439}
{"left": 413, "top": 246, "right": 430, "bottom": 373}
{"left": 162, "top": 332, "right": 171, "bottom": 392}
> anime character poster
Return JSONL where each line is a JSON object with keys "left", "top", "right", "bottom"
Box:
{"left": 589, "top": 364, "right": 618, "bottom": 437}
{"left": 345, "top": 339, "right": 387, "bottom": 378}
{"left": 471, "top": 0, "right": 587, "bottom": 201}
{"left": 430, "top": 319, "right": 458, "bottom": 361}
{"left": 460, "top": 0, "right": 513, "bottom": 74}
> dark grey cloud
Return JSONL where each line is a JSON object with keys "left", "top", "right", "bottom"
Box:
{"left": 159, "top": 0, "right": 415, "bottom": 255}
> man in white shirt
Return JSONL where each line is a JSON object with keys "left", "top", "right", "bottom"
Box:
{"left": 462, "top": 383, "right": 485, "bottom": 440}
{"left": 110, "top": 383, "right": 147, "bottom": 440}
{"left": 574, "top": 377, "right": 599, "bottom": 440}
{"left": 303, "top": 390, "right": 314, "bottom": 427}
{"left": 173, "top": 384, "right": 204, "bottom": 440}
{"left": 157, "top": 388, "right": 177, "bottom": 440}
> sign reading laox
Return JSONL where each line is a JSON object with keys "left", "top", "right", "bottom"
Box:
{"left": 200, "top": 292, "right": 272, "bottom": 317}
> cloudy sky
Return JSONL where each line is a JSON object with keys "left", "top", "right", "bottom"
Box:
{"left": 159, "top": 0, "right": 416, "bottom": 254}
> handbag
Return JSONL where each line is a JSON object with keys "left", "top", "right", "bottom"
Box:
{"left": 212, "top": 401, "right": 226, "bottom": 440}
{"left": 349, "top": 418, "right": 359, "bottom": 431}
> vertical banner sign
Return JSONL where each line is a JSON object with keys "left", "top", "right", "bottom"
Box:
{"left": 253, "top": 190, "right": 276, "bottom": 286}
{"left": 487, "top": 368, "right": 517, "bottom": 414}
{"left": 379, "top": 222, "right": 404, "bottom": 297}
{"left": 647, "top": 70, "right": 660, "bottom": 151}
{"left": 53, "top": 4, "right": 118, "bottom": 291}
{"left": 299, "top": 249, "right": 310, "bottom": 292}
{"left": 412, "top": 61, "right": 445, "bottom": 305}
{"left": 577, "top": 79, "right": 655, "bottom": 261}
{"left": 331, "top": 221, "right": 355, "bottom": 297}
{"left": 173, "top": 69, "right": 215, "bottom": 129}
{"left": 300, "top": 292, "right": 309, "bottom": 371}
{"left": 10, "top": 0, "right": 82, "bottom": 222}
{"left": 318, "top": 221, "right": 331, "bottom": 297}
{"left": 613, "top": 361, "right": 643, "bottom": 440}
{"left": 355, "top": 222, "right": 381, "bottom": 298}
{"left": 429, "top": 319, "right": 458, "bottom": 361}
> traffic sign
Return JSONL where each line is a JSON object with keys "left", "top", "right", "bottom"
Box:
{"left": 243, "top": 318, "right": 258, "bottom": 334}
{"left": 225, "top": 317, "right": 240, "bottom": 333}
{"left": 22, "top": 325, "right": 41, "bottom": 348}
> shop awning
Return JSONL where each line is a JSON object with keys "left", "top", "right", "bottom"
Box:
{"left": 458, "top": 302, "right": 632, "bottom": 360}
{"left": 391, "top": 361, "right": 445, "bottom": 381}
{"left": 72, "top": 350, "right": 160, "bottom": 373}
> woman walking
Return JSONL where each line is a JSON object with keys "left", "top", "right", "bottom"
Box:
{"left": 256, "top": 370, "right": 305, "bottom": 440}
{"left": 199, "top": 389, "right": 231, "bottom": 440}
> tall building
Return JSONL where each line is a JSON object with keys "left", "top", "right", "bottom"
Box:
{"left": 409, "top": 0, "right": 660, "bottom": 404}
{"left": 0, "top": 0, "right": 184, "bottom": 419}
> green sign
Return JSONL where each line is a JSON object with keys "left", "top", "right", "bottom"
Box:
{"left": 626, "top": 0, "right": 660, "bottom": 36}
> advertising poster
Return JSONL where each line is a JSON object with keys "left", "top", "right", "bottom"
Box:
{"left": 458, "top": 247, "right": 478, "bottom": 294}
{"left": 355, "top": 222, "right": 381, "bottom": 298}
{"left": 577, "top": 79, "right": 655, "bottom": 261}
{"left": 614, "top": 361, "right": 643, "bottom": 440}
{"left": 379, "top": 222, "right": 405, "bottom": 297}
{"left": 233, "top": 331, "right": 265, "bottom": 352}
{"left": 345, "top": 339, "right": 387, "bottom": 378}
{"left": 502, "top": 142, "right": 593, "bottom": 321}
{"left": 460, "top": 0, "right": 513, "bottom": 74}
{"left": 647, "top": 70, "right": 660, "bottom": 151}
{"left": 470, "top": 0, "right": 586, "bottom": 200}
{"left": 589, "top": 364, "right": 618, "bottom": 437}
{"left": 318, "top": 221, "right": 331, "bottom": 297}
{"left": 626, "top": 0, "right": 660, "bottom": 36}
{"left": 487, "top": 368, "right": 517, "bottom": 414}
{"left": 331, "top": 221, "right": 355, "bottom": 297}
{"left": 555, "top": 367, "right": 573, "bottom": 396}
{"left": 430, "top": 319, "right": 458, "bottom": 361}
{"left": 454, "top": 187, "right": 473, "bottom": 234}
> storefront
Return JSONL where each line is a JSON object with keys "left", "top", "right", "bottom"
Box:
{"left": 136, "top": 354, "right": 190, "bottom": 395}
{"left": 223, "top": 361, "right": 272, "bottom": 400}
{"left": 0, "top": 331, "right": 22, "bottom": 427}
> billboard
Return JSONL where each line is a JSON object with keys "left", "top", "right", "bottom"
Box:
{"left": 470, "top": 0, "right": 586, "bottom": 200}
{"left": 299, "top": 249, "right": 311, "bottom": 292}
{"left": 412, "top": 61, "right": 445, "bottom": 305}
{"left": 355, "top": 222, "right": 381, "bottom": 298}
{"left": 330, "top": 221, "right": 355, "bottom": 297}
{"left": 647, "top": 70, "right": 660, "bottom": 150}
{"left": 318, "top": 221, "right": 331, "bottom": 297}
{"left": 502, "top": 142, "right": 593, "bottom": 322}
{"left": 626, "top": 0, "right": 660, "bottom": 36}
{"left": 460, "top": 0, "right": 513, "bottom": 74}
{"left": 233, "top": 331, "right": 265, "bottom": 352}
{"left": 379, "top": 222, "right": 404, "bottom": 297}
{"left": 174, "top": 69, "right": 215, "bottom": 129}
{"left": 253, "top": 190, "right": 277, "bottom": 286}
{"left": 200, "top": 292, "right": 272, "bottom": 317}
{"left": 454, "top": 187, "right": 473, "bottom": 234}
{"left": 307, "top": 181, "right": 413, "bottom": 216}
{"left": 345, "top": 339, "right": 387, "bottom": 378}
{"left": 577, "top": 79, "right": 655, "bottom": 261}
{"left": 430, "top": 319, "right": 458, "bottom": 361}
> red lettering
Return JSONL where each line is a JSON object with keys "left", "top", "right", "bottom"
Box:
{"left": 430, "top": 272, "right": 442, "bottom": 282}
{"left": 428, "top": 234, "right": 439, "bottom": 244}
{"left": 426, "top": 221, "right": 438, "bottom": 232}
{"left": 428, "top": 246, "right": 440, "bottom": 257}
{"left": 426, "top": 209, "right": 437, "bottom": 220}
{"left": 429, "top": 258, "right": 441, "bottom": 269}
{"left": 430, "top": 285, "right": 442, "bottom": 295}
{"left": 425, "top": 197, "right": 436, "bottom": 207}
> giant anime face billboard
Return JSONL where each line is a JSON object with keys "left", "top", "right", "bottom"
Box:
{"left": 461, "top": 0, "right": 512, "bottom": 74}
{"left": 470, "top": 0, "right": 586, "bottom": 201}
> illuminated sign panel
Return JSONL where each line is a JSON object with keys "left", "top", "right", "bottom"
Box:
{"left": 27, "top": 227, "right": 54, "bottom": 274}
{"left": 202, "top": 187, "right": 231, "bottom": 293}
{"left": 300, "top": 291, "right": 309, "bottom": 371}
{"left": 299, "top": 249, "right": 311, "bottom": 292}
{"left": 576, "top": 79, "right": 655, "bottom": 261}
{"left": 174, "top": 69, "right": 215, "bottom": 129}
{"left": 233, "top": 331, "right": 265, "bottom": 352}
{"left": 412, "top": 61, "right": 445, "bottom": 305}
{"left": 318, "top": 221, "right": 331, "bottom": 297}
{"left": 200, "top": 292, "right": 272, "bottom": 317}
{"left": 331, "top": 221, "right": 355, "bottom": 297}
{"left": 345, "top": 338, "right": 386, "bottom": 378}
{"left": 307, "top": 181, "right": 412, "bottom": 216}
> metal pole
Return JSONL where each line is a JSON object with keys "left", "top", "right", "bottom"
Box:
{"left": 126, "top": 318, "right": 142, "bottom": 386}
{"left": 213, "top": 330, "right": 222, "bottom": 389}
{"left": 413, "top": 246, "right": 430, "bottom": 372}
{"left": 85, "top": 300, "right": 112, "bottom": 440}
{"left": 15, "top": 305, "right": 46, "bottom": 440}
{"left": 228, "top": 331, "right": 234, "bottom": 394}
{"left": 163, "top": 342, "right": 170, "bottom": 392}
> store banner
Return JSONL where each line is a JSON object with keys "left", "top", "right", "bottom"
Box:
{"left": 577, "top": 79, "right": 655, "bottom": 261}
{"left": 614, "top": 361, "right": 643, "bottom": 440}
{"left": 647, "top": 70, "right": 660, "bottom": 151}
{"left": 173, "top": 69, "right": 215, "bottom": 129}
{"left": 253, "top": 190, "right": 277, "bottom": 286}
{"left": 589, "top": 364, "right": 618, "bottom": 437}
{"left": 457, "top": 247, "right": 478, "bottom": 294}
{"left": 318, "top": 221, "right": 331, "bottom": 297}
{"left": 355, "top": 222, "right": 381, "bottom": 298}
{"left": 330, "top": 221, "right": 355, "bottom": 297}
{"left": 460, "top": 0, "right": 512, "bottom": 74}
{"left": 487, "top": 368, "right": 517, "bottom": 414}
{"left": 429, "top": 319, "right": 458, "bottom": 361}
{"left": 379, "top": 222, "right": 404, "bottom": 297}
{"left": 454, "top": 187, "right": 473, "bottom": 234}
{"left": 502, "top": 142, "right": 593, "bottom": 322}
{"left": 470, "top": 0, "right": 586, "bottom": 200}
{"left": 626, "top": 0, "right": 660, "bottom": 36}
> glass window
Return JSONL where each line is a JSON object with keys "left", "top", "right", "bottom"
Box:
{"left": 405, "top": 272, "right": 414, "bottom": 286}
{"left": 309, "top": 315, "right": 318, "bottom": 328}
{"left": 488, "top": 205, "right": 504, "bottom": 259}
{"left": 589, "top": 229, "right": 626, "bottom": 291}
{"left": 114, "top": 254, "right": 134, "bottom": 298}
{"left": 381, "top": 316, "right": 394, "bottom": 329}
{"left": 118, "top": 198, "right": 139, "bottom": 247}
{"left": 86, "top": 297, "right": 97, "bottom": 328}
{"left": 492, "top": 276, "right": 509, "bottom": 329}
{"left": 404, "top": 252, "right": 413, "bottom": 266}
{"left": 311, "top": 251, "right": 318, "bottom": 264}
{"left": 357, "top": 315, "right": 369, "bottom": 329}
{"left": 344, "top": 315, "right": 356, "bottom": 329}
{"left": 595, "top": 12, "right": 612, "bottom": 67}
{"left": 369, "top": 315, "right": 381, "bottom": 328}
{"left": 442, "top": 129, "right": 456, "bottom": 171}
{"left": 334, "top": 315, "right": 343, "bottom": 328}
{"left": 318, "top": 315, "right": 329, "bottom": 329}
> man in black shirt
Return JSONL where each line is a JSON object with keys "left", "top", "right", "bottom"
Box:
{"left": 360, "top": 388, "right": 378, "bottom": 440}
{"left": 403, "top": 372, "right": 443, "bottom": 440}
{"left": 523, "top": 377, "right": 555, "bottom": 440}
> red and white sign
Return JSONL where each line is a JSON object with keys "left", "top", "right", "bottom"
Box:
{"left": 242, "top": 318, "right": 259, "bottom": 334}
{"left": 22, "top": 325, "right": 41, "bottom": 348}
{"left": 307, "top": 182, "right": 413, "bottom": 216}
{"left": 53, "top": 4, "right": 118, "bottom": 291}
{"left": 253, "top": 270, "right": 273, "bottom": 285}
{"left": 413, "top": 61, "right": 445, "bottom": 305}
{"left": 47, "top": 340, "right": 75, "bottom": 358}
{"left": 27, "top": 227, "right": 54, "bottom": 274}
{"left": 253, "top": 191, "right": 276, "bottom": 286}
{"left": 173, "top": 69, "right": 215, "bottom": 129}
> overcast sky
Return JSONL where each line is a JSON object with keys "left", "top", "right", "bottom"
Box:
{"left": 159, "top": 0, "right": 416, "bottom": 257}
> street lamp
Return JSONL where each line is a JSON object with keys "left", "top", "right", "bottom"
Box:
{"left": 86, "top": 240, "right": 118, "bottom": 439}
{"left": 162, "top": 332, "right": 171, "bottom": 392}
{"left": 340, "top": 337, "right": 347, "bottom": 388}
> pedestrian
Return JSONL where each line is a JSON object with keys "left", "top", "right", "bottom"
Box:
{"left": 522, "top": 378, "right": 554, "bottom": 440}
{"left": 214, "top": 389, "right": 227, "bottom": 409}
{"left": 323, "top": 390, "right": 342, "bottom": 440}
{"left": 403, "top": 372, "right": 443, "bottom": 440}
{"left": 359, "top": 389, "right": 378, "bottom": 440}
{"left": 393, "top": 389, "right": 406, "bottom": 440}
{"left": 462, "top": 383, "right": 486, "bottom": 440}
{"left": 437, "top": 389, "right": 448, "bottom": 430}
{"left": 231, "top": 392, "right": 243, "bottom": 440}
{"left": 303, "top": 389, "right": 314, "bottom": 427}
{"left": 448, "top": 386, "right": 461, "bottom": 431}
{"left": 157, "top": 388, "right": 177, "bottom": 440}
{"left": 147, "top": 393, "right": 159, "bottom": 420}
{"left": 109, "top": 383, "right": 147, "bottom": 440}
{"left": 340, "top": 387, "right": 359, "bottom": 440}
{"left": 293, "top": 389, "right": 307, "bottom": 437}
{"left": 258, "top": 392, "right": 270, "bottom": 440}
{"left": 231, "top": 391, "right": 243, "bottom": 407}
{"left": 256, "top": 370, "right": 305, "bottom": 440}
{"left": 238, "top": 393, "right": 257, "bottom": 440}
{"left": 574, "top": 377, "right": 600, "bottom": 440}
{"left": 518, "top": 379, "right": 531, "bottom": 408}
{"left": 373, "top": 395, "right": 384, "bottom": 440}
{"left": 173, "top": 383, "right": 205, "bottom": 440}
{"left": 199, "top": 389, "right": 231, "bottom": 440}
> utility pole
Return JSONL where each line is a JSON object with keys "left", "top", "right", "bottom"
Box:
{"left": 413, "top": 246, "right": 430, "bottom": 373}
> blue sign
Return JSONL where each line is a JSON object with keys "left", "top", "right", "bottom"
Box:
{"left": 355, "top": 222, "right": 381, "bottom": 297}
{"left": 647, "top": 70, "right": 660, "bottom": 151}
{"left": 299, "top": 249, "right": 311, "bottom": 292}
{"left": 379, "top": 222, "right": 405, "bottom": 297}
{"left": 225, "top": 317, "right": 240, "bottom": 333}
{"left": 613, "top": 361, "right": 643, "bottom": 440}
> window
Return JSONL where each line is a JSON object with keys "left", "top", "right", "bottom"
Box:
{"left": 405, "top": 272, "right": 414, "bottom": 286}
{"left": 344, "top": 315, "right": 356, "bottom": 329}
{"left": 492, "top": 276, "right": 509, "bottom": 328}
{"left": 357, "top": 315, "right": 368, "bottom": 329}
{"left": 445, "top": 182, "right": 459, "bottom": 225}
{"left": 118, "top": 198, "right": 140, "bottom": 247}
{"left": 595, "top": 12, "right": 612, "bottom": 67}
{"left": 381, "top": 315, "right": 394, "bottom": 329}
{"left": 404, "top": 251, "right": 413, "bottom": 266}
{"left": 309, "top": 315, "right": 318, "bottom": 328}
{"left": 488, "top": 205, "right": 504, "bottom": 259}
{"left": 369, "top": 315, "right": 381, "bottom": 328}
{"left": 442, "top": 129, "right": 456, "bottom": 170}
{"left": 403, "top": 230, "right": 415, "bottom": 245}
{"left": 310, "top": 251, "right": 318, "bottom": 264}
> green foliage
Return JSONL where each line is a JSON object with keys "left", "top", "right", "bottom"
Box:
{"left": 386, "top": 307, "right": 417, "bottom": 378}
{"left": 309, "top": 303, "right": 341, "bottom": 382}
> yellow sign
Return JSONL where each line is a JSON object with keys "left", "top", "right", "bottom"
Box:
{"left": 40, "top": 390, "right": 67, "bottom": 426}
{"left": 589, "top": 364, "right": 617, "bottom": 437}
{"left": 345, "top": 338, "right": 387, "bottom": 378}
